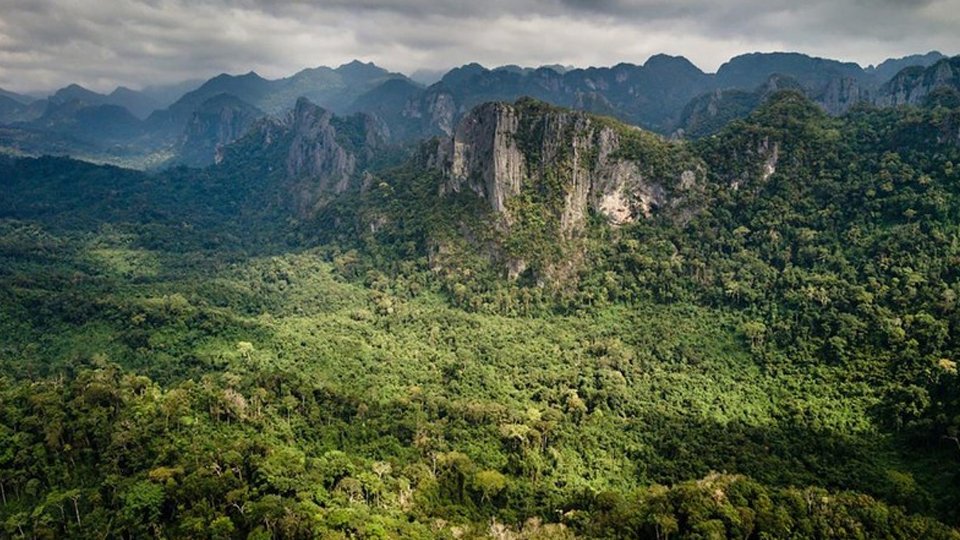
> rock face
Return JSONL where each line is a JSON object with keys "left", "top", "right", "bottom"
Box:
{"left": 221, "top": 97, "right": 386, "bottom": 216}
{"left": 815, "top": 77, "right": 869, "bottom": 115}
{"left": 178, "top": 94, "right": 264, "bottom": 167}
{"left": 876, "top": 57, "right": 960, "bottom": 107}
{"left": 730, "top": 138, "right": 779, "bottom": 191}
{"left": 284, "top": 100, "right": 360, "bottom": 194}
{"left": 433, "top": 100, "right": 700, "bottom": 238}
{"left": 442, "top": 102, "right": 525, "bottom": 214}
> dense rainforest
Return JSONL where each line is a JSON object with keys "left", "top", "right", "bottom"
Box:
{"left": 2, "top": 90, "right": 960, "bottom": 539}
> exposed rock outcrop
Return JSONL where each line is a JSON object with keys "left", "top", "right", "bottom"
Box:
{"left": 432, "top": 99, "right": 702, "bottom": 238}
{"left": 731, "top": 138, "right": 779, "bottom": 191}
{"left": 219, "top": 97, "right": 386, "bottom": 216}
{"left": 875, "top": 57, "right": 960, "bottom": 107}
{"left": 178, "top": 93, "right": 264, "bottom": 167}
{"left": 815, "top": 77, "right": 869, "bottom": 115}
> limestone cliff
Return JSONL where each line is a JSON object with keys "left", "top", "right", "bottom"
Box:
{"left": 219, "top": 97, "right": 386, "bottom": 216}
{"left": 178, "top": 93, "right": 264, "bottom": 167}
{"left": 815, "top": 77, "right": 869, "bottom": 115}
{"left": 432, "top": 99, "right": 702, "bottom": 239}
{"left": 876, "top": 57, "right": 960, "bottom": 107}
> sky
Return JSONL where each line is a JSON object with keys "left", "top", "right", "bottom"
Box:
{"left": 0, "top": 0, "right": 957, "bottom": 94}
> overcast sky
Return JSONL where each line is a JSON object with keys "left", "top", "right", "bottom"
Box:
{"left": 0, "top": 0, "right": 957, "bottom": 94}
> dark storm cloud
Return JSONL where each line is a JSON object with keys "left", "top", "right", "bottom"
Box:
{"left": 0, "top": 0, "right": 955, "bottom": 94}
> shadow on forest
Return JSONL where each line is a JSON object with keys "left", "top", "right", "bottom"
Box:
{"left": 630, "top": 410, "right": 960, "bottom": 522}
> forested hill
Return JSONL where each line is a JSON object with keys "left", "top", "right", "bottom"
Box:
{"left": 2, "top": 92, "right": 960, "bottom": 539}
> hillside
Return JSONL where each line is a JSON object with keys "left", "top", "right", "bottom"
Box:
{"left": 2, "top": 92, "right": 960, "bottom": 539}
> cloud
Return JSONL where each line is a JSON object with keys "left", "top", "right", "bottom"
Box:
{"left": 0, "top": 0, "right": 955, "bottom": 94}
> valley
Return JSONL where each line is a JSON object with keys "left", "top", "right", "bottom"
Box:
{"left": 2, "top": 63, "right": 960, "bottom": 537}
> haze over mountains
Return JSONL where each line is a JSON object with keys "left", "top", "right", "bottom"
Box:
{"left": 0, "top": 51, "right": 957, "bottom": 170}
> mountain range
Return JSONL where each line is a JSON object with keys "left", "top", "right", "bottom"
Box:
{"left": 0, "top": 51, "right": 957, "bottom": 170}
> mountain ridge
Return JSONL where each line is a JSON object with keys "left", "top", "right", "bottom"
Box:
{"left": 0, "top": 51, "right": 956, "bottom": 169}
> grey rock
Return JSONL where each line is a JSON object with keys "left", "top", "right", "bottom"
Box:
{"left": 434, "top": 100, "right": 700, "bottom": 239}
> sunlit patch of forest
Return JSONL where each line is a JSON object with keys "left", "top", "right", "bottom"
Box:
{"left": 2, "top": 92, "right": 960, "bottom": 539}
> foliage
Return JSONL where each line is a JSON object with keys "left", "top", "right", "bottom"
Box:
{"left": 2, "top": 92, "right": 960, "bottom": 538}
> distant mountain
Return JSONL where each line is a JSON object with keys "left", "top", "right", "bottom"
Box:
{"left": 0, "top": 97, "right": 46, "bottom": 124}
{"left": 876, "top": 56, "right": 960, "bottom": 107}
{"left": 0, "top": 62, "right": 410, "bottom": 167}
{"left": 176, "top": 93, "right": 265, "bottom": 167}
{"left": 257, "top": 60, "right": 410, "bottom": 115}
{"left": 0, "top": 87, "right": 34, "bottom": 105}
{"left": 106, "top": 87, "right": 161, "bottom": 119}
{"left": 43, "top": 83, "right": 162, "bottom": 119}
{"left": 0, "top": 52, "right": 955, "bottom": 167}
{"left": 31, "top": 99, "right": 144, "bottom": 141}
{"left": 148, "top": 61, "right": 414, "bottom": 141}
{"left": 362, "top": 51, "right": 950, "bottom": 142}
{"left": 679, "top": 53, "right": 959, "bottom": 137}
{"left": 218, "top": 97, "right": 388, "bottom": 216}
{"left": 49, "top": 84, "right": 107, "bottom": 106}
{"left": 539, "top": 64, "right": 575, "bottom": 74}
{"left": 149, "top": 71, "right": 277, "bottom": 136}
{"left": 346, "top": 78, "right": 424, "bottom": 140}
{"left": 4, "top": 91, "right": 165, "bottom": 167}
{"left": 0, "top": 95, "right": 32, "bottom": 124}
{"left": 389, "top": 54, "right": 714, "bottom": 139}
{"left": 866, "top": 51, "right": 947, "bottom": 85}
{"left": 410, "top": 68, "right": 446, "bottom": 86}
{"left": 679, "top": 74, "right": 805, "bottom": 138}
{"left": 141, "top": 79, "right": 205, "bottom": 109}
{"left": 715, "top": 52, "right": 866, "bottom": 90}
